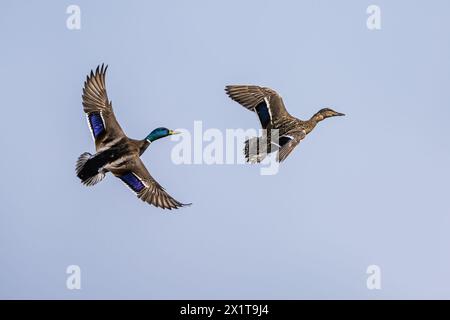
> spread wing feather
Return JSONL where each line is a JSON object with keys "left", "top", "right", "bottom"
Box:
{"left": 82, "top": 64, "right": 126, "bottom": 149}
{"left": 225, "top": 85, "right": 291, "bottom": 128}
{"left": 112, "top": 157, "right": 190, "bottom": 210}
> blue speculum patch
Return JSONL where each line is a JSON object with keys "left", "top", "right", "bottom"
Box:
{"left": 120, "top": 172, "right": 145, "bottom": 193}
{"left": 255, "top": 102, "right": 270, "bottom": 128}
{"left": 89, "top": 112, "right": 105, "bottom": 138}
{"left": 279, "top": 136, "right": 292, "bottom": 146}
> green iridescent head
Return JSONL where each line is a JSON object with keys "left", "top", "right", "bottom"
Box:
{"left": 146, "top": 127, "right": 180, "bottom": 142}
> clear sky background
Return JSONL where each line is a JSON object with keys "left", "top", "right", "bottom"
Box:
{"left": 1, "top": 0, "right": 450, "bottom": 299}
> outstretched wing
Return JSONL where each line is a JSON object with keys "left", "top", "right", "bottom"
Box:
{"left": 82, "top": 64, "right": 126, "bottom": 149}
{"left": 225, "top": 85, "right": 291, "bottom": 129}
{"left": 111, "top": 157, "right": 190, "bottom": 210}
{"left": 277, "top": 130, "right": 306, "bottom": 162}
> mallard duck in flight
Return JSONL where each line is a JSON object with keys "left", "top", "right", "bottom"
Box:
{"left": 76, "top": 64, "right": 190, "bottom": 210}
{"left": 225, "top": 85, "right": 345, "bottom": 163}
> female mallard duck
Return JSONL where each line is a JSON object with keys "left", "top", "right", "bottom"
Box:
{"left": 225, "top": 85, "right": 345, "bottom": 163}
{"left": 76, "top": 64, "right": 190, "bottom": 210}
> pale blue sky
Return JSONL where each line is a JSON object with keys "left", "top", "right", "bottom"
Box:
{"left": 1, "top": 0, "right": 450, "bottom": 299}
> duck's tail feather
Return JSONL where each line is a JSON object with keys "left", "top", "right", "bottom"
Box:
{"left": 244, "top": 137, "right": 268, "bottom": 164}
{"left": 76, "top": 152, "right": 106, "bottom": 186}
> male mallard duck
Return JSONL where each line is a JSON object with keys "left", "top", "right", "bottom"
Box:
{"left": 76, "top": 64, "right": 190, "bottom": 210}
{"left": 225, "top": 85, "right": 345, "bottom": 162}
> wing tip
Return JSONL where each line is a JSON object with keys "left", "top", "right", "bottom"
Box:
{"left": 162, "top": 201, "right": 192, "bottom": 211}
{"left": 87, "top": 63, "right": 108, "bottom": 79}
{"left": 181, "top": 202, "right": 193, "bottom": 208}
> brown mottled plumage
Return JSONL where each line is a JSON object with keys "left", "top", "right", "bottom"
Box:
{"left": 225, "top": 85, "right": 345, "bottom": 162}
